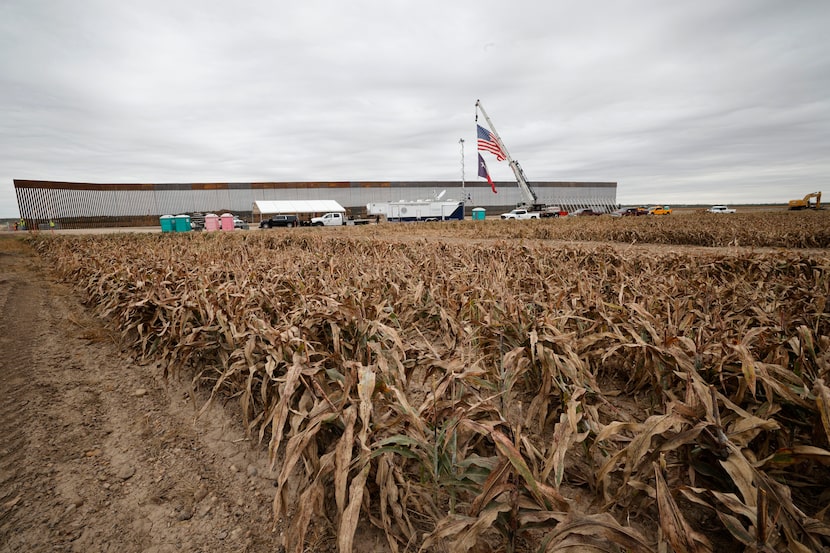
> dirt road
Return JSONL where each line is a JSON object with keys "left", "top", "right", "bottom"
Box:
{"left": 0, "top": 239, "right": 285, "bottom": 552}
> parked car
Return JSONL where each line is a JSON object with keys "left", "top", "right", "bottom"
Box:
{"left": 648, "top": 205, "right": 672, "bottom": 215}
{"left": 233, "top": 217, "right": 249, "bottom": 229}
{"left": 259, "top": 215, "right": 298, "bottom": 228}
{"left": 610, "top": 207, "right": 648, "bottom": 217}
{"left": 707, "top": 205, "right": 736, "bottom": 214}
{"left": 568, "top": 208, "right": 602, "bottom": 217}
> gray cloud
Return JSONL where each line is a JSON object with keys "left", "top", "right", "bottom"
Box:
{"left": 2, "top": 0, "right": 829, "bottom": 216}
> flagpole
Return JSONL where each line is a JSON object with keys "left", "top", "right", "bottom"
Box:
{"left": 459, "top": 138, "right": 465, "bottom": 192}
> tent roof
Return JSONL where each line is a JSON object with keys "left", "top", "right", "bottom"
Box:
{"left": 252, "top": 200, "right": 345, "bottom": 215}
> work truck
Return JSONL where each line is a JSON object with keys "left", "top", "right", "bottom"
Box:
{"left": 310, "top": 212, "right": 373, "bottom": 226}
{"left": 500, "top": 208, "right": 540, "bottom": 220}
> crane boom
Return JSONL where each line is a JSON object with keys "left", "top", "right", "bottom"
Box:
{"left": 475, "top": 100, "right": 538, "bottom": 206}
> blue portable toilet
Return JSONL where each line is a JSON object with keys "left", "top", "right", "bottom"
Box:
{"left": 159, "top": 215, "right": 174, "bottom": 233}
{"left": 173, "top": 214, "right": 191, "bottom": 232}
{"left": 472, "top": 208, "right": 486, "bottom": 221}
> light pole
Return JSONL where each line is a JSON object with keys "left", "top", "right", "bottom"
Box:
{"left": 459, "top": 138, "right": 466, "bottom": 198}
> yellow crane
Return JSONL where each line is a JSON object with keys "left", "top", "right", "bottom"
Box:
{"left": 788, "top": 191, "right": 822, "bottom": 210}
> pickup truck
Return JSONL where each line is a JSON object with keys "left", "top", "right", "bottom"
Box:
{"left": 648, "top": 205, "right": 672, "bottom": 216}
{"left": 611, "top": 207, "right": 648, "bottom": 217}
{"left": 310, "top": 212, "right": 373, "bottom": 226}
{"left": 500, "top": 209, "right": 540, "bottom": 220}
{"left": 259, "top": 215, "right": 298, "bottom": 228}
{"left": 707, "top": 205, "right": 736, "bottom": 214}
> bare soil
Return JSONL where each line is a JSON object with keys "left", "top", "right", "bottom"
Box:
{"left": 0, "top": 238, "right": 287, "bottom": 552}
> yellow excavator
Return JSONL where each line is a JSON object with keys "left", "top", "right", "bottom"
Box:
{"left": 788, "top": 191, "right": 822, "bottom": 210}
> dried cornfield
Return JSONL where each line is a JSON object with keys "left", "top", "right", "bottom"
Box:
{"left": 345, "top": 210, "right": 830, "bottom": 249}
{"left": 28, "top": 225, "right": 830, "bottom": 553}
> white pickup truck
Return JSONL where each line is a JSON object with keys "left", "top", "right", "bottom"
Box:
{"left": 500, "top": 208, "right": 540, "bottom": 220}
{"left": 707, "top": 205, "right": 736, "bottom": 214}
{"left": 310, "top": 212, "right": 373, "bottom": 226}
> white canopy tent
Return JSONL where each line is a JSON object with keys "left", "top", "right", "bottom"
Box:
{"left": 252, "top": 200, "right": 346, "bottom": 218}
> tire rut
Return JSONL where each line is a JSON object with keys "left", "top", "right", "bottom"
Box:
{"left": 0, "top": 261, "right": 44, "bottom": 538}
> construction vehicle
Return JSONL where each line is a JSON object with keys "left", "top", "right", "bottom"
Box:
{"left": 788, "top": 191, "right": 822, "bottom": 210}
{"left": 476, "top": 100, "right": 554, "bottom": 214}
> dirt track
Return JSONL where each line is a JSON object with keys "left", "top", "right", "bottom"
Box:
{"left": 0, "top": 239, "right": 286, "bottom": 552}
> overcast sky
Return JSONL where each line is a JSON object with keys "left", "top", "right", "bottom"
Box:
{"left": 1, "top": 1, "right": 829, "bottom": 217}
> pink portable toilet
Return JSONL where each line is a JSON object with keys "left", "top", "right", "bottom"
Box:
{"left": 220, "top": 213, "right": 235, "bottom": 231}
{"left": 204, "top": 213, "right": 220, "bottom": 231}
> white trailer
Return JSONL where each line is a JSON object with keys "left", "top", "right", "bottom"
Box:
{"left": 366, "top": 192, "right": 464, "bottom": 222}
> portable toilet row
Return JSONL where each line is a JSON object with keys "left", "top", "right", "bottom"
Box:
{"left": 160, "top": 213, "right": 237, "bottom": 233}
{"left": 204, "top": 213, "right": 236, "bottom": 231}
{"left": 159, "top": 215, "right": 191, "bottom": 233}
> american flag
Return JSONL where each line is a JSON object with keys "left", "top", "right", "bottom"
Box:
{"left": 477, "top": 124, "right": 506, "bottom": 161}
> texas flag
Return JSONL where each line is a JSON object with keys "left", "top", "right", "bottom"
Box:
{"left": 478, "top": 153, "right": 497, "bottom": 194}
